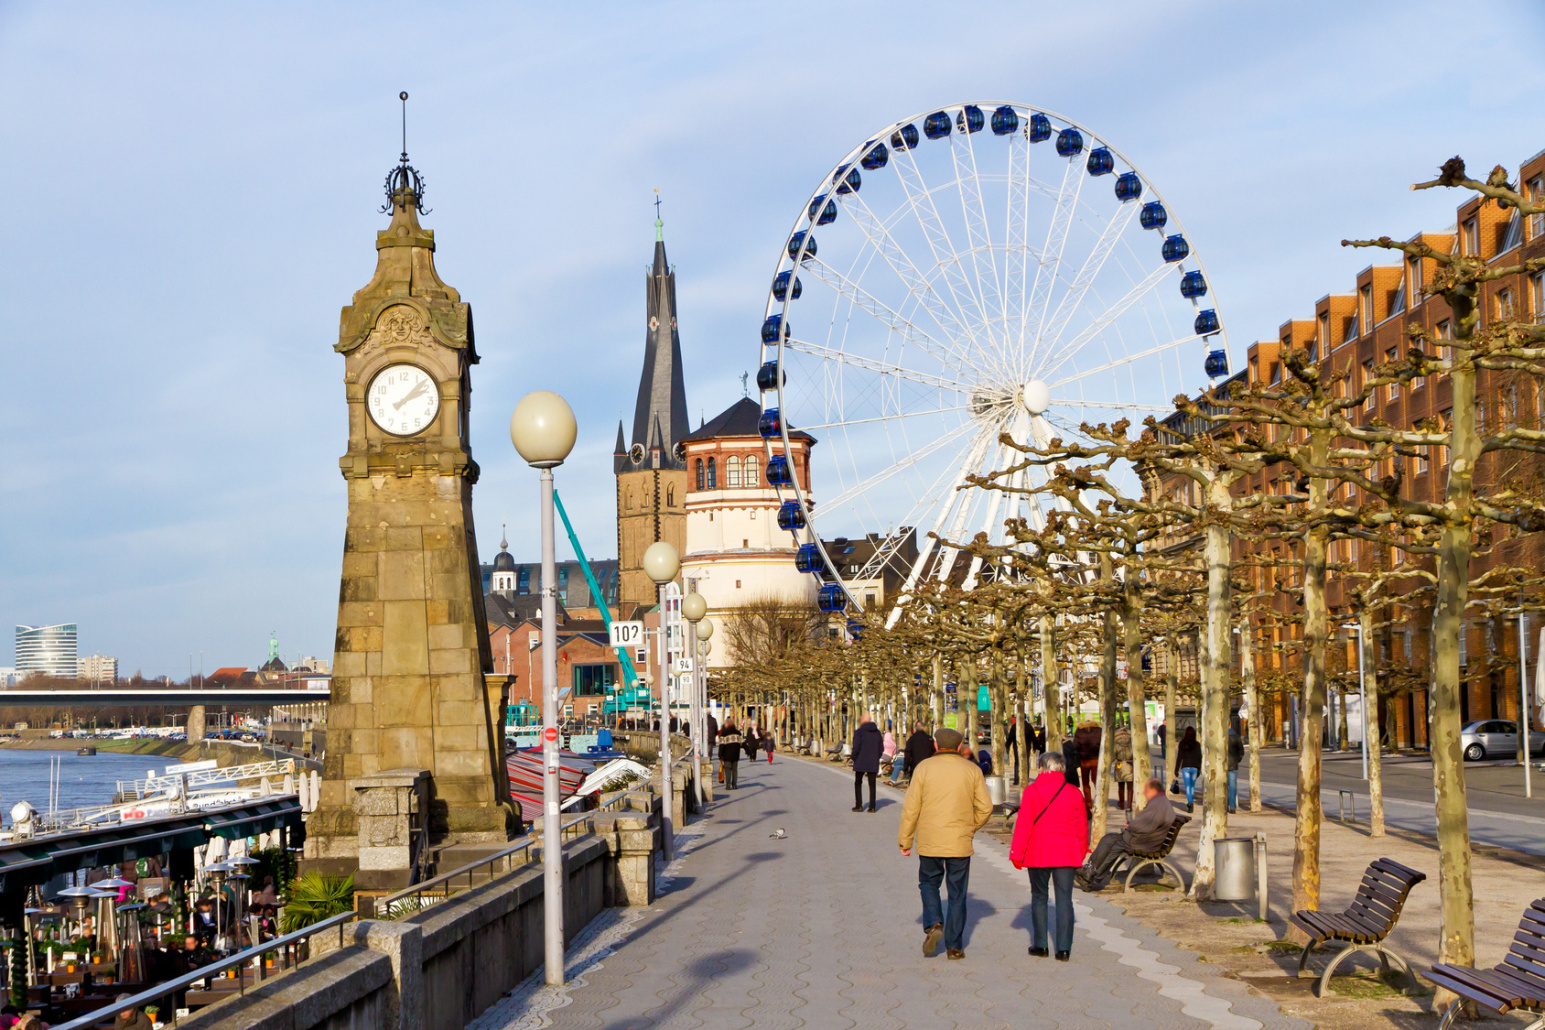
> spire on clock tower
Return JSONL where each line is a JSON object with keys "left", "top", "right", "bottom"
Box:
{"left": 625, "top": 210, "right": 689, "bottom": 472}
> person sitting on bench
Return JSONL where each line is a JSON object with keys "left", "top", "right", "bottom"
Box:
{"left": 1077, "top": 778, "right": 1175, "bottom": 891}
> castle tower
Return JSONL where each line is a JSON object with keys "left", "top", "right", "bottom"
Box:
{"left": 615, "top": 215, "right": 689, "bottom": 614}
{"left": 305, "top": 139, "right": 514, "bottom": 887}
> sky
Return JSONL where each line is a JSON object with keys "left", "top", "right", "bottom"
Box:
{"left": 3, "top": 1, "right": 1544, "bottom": 678}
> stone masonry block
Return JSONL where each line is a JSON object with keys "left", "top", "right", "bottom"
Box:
{"left": 425, "top": 598, "right": 451, "bottom": 625}
{"left": 338, "top": 601, "right": 381, "bottom": 628}
{"left": 341, "top": 551, "right": 377, "bottom": 577}
{"left": 379, "top": 550, "right": 427, "bottom": 601}
{"left": 385, "top": 527, "right": 423, "bottom": 551}
{"left": 433, "top": 672, "right": 477, "bottom": 701}
{"left": 344, "top": 625, "right": 384, "bottom": 652}
{"left": 427, "top": 622, "right": 463, "bottom": 650}
{"left": 435, "top": 700, "right": 482, "bottom": 727}
{"left": 335, "top": 651, "right": 367, "bottom": 677}
{"left": 376, "top": 678, "right": 431, "bottom": 726}
{"left": 381, "top": 601, "right": 430, "bottom": 675}
{"left": 429, "top": 647, "right": 472, "bottom": 675}
{"left": 341, "top": 577, "right": 378, "bottom": 604}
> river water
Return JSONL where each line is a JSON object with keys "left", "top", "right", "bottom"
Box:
{"left": 0, "top": 748, "right": 161, "bottom": 827}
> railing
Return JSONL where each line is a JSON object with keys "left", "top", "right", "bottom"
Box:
{"left": 50, "top": 911, "right": 358, "bottom": 1030}
{"left": 118, "top": 759, "right": 298, "bottom": 798}
{"left": 374, "top": 767, "right": 678, "bottom": 920}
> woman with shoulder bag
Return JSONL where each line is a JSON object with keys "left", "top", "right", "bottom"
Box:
{"left": 1009, "top": 750, "right": 1090, "bottom": 961}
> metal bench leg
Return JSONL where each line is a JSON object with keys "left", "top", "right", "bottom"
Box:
{"left": 1123, "top": 858, "right": 1152, "bottom": 893}
{"left": 1316, "top": 942, "right": 1363, "bottom": 997}
{"left": 1296, "top": 940, "right": 1318, "bottom": 978}
{"left": 1160, "top": 861, "right": 1188, "bottom": 895}
{"left": 1435, "top": 1000, "right": 1463, "bottom": 1030}
{"left": 1375, "top": 945, "right": 1418, "bottom": 989}
{"left": 1523, "top": 1015, "right": 1545, "bottom": 1030}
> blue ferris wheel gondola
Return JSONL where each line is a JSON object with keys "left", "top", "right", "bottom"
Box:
{"left": 891, "top": 123, "right": 919, "bottom": 149}
{"left": 1114, "top": 172, "right": 1142, "bottom": 202}
{"left": 956, "top": 105, "right": 984, "bottom": 133}
{"left": 1086, "top": 147, "right": 1114, "bottom": 175}
{"left": 1161, "top": 234, "right": 1189, "bottom": 262}
{"left": 1180, "top": 270, "right": 1207, "bottom": 299}
{"left": 788, "top": 230, "right": 817, "bottom": 260}
{"left": 833, "top": 165, "right": 861, "bottom": 195}
{"left": 760, "top": 314, "right": 789, "bottom": 343}
{"left": 990, "top": 105, "right": 1018, "bottom": 135}
{"left": 808, "top": 195, "right": 836, "bottom": 225}
{"left": 1205, "top": 350, "right": 1230, "bottom": 378}
{"left": 1139, "top": 201, "right": 1167, "bottom": 231}
{"left": 818, "top": 584, "right": 848, "bottom": 613}
{"left": 772, "top": 271, "right": 801, "bottom": 302}
{"left": 776, "top": 500, "right": 806, "bottom": 530}
{"left": 795, "top": 543, "right": 823, "bottom": 573}
{"left": 756, "top": 360, "right": 784, "bottom": 391}
{"left": 923, "top": 111, "right": 952, "bottom": 139}
{"left": 766, "top": 454, "right": 793, "bottom": 487}
{"left": 861, "top": 143, "right": 889, "bottom": 170}
{"left": 1055, "top": 127, "right": 1084, "bottom": 157}
{"left": 1027, "top": 112, "right": 1052, "bottom": 142}
{"left": 1194, "top": 309, "right": 1220, "bottom": 336}
{"left": 758, "top": 407, "right": 782, "bottom": 438}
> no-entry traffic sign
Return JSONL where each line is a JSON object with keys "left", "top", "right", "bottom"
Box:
{"left": 543, "top": 726, "right": 558, "bottom": 742}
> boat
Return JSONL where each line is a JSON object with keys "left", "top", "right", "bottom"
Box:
{"left": 76, "top": 747, "right": 97, "bottom": 756}
{"left": 506, "top": 748, "right": 595, "bottom": 822}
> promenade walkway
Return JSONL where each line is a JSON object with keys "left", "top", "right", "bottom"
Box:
{"left": 474, "top": 754, "right": 1308, "bottom": 1030}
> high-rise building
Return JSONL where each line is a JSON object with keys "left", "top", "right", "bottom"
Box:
{"left": 615, "top": 215, "right": 690, "bottom": 616}
{"left": 76, "top": 654, "right": 118, "bottom": 685}
{"left": 15, "top": 624, "right": 77, "bottom": 679}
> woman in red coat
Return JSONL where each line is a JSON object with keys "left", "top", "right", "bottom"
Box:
{"left": 1009, "top": 749, "right": 1090, "bottom": 961}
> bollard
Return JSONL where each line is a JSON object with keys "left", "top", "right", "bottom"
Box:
{"left": 1254, "top": 832, "right": 1268, "bottom": 922}
{"left": 1338, "top": 789, "right": 1355, "bottom": 824}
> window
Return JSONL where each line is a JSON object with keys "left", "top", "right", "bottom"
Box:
{"left": 1386, "top": 349, "right": 1399, "bottom": 401}
{"left": 1531, "top": 271, "right": 1545, "bottom": 323}
{"left": 706, "top": 457, "right": 716, "bottom": 489}
{"left": 1505, "top": 386, "right": 1519, "bottom": 426}
{"left": 1497, "top": 287, "right": 1516, "bottom": 321}
{"left": 1529, "top": 176, "right": 1545, "bottom": 240}
{"left": 558, "top": 566, "right": 569, "bottom": 604}
{"left": 626, "top": 489, "right": 634, "bottom": 511}
{"left": 749, "top": 507, "right": 756, "bottom": 519}
{"left": 1389, "top": 280, "right": 1406, "bottom": 316}
{"left": 1360, "top": 284, "right": 1374, "bottom": 327}
{"left": 1463, "top": 217, "right": 1479, "bottom": 256}
{"left": 742, "top": 538, "right": 749, "bottom": 548}
{"left": 1270, "top": 361, "right": 1281, "bottom": 385}
{"left": 744, "top": 454, "right": 758, "bottom": 486}
{"left": 666, "top": 484, "right": 675, "bottom": 507}
{"left": 725, "top": 455, "right": 742, "bottom": 488}
{"left": 572, "top": 663, "right": 617, "bottom": 697}
{"left": 517, "top": 567, "right": 530, "bottom": 595}
{"left": 1319, "top": 312, "right": 1332, "bottom": 350}
{"left": 695, "top": 458, "right": 704, "bottom": 490}
{"left": 1409, "top": 257, "right": 1423, "bottom": 305}
{"left": 1436, "top": 319, "right": 1452, "bottom": 363}
{"left": 1363, "top": 360, "right": 1375, "bottom": 410}
{"left": 1346, "top": 312, "right": 1360, "bottom": 340}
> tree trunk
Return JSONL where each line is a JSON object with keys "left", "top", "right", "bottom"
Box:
{"left": 964, "top": 659, "right": 980, "bottom": 757}
{"left": 1041, "top": 614, "right": 1063, "bottom": 755}
{"left": 989, "top": 643, "right": 1008, "bottom": 777}
{"left": 934, "top": 653, "right": 946, "bottom": 735}
{"left": 1363, "top": 607, "right": 1385, "bottom": 837}
{"left": 1291, "top": 446, "right": 1331, "bottom": 930}
{"left": 1164, "top": 665, "right": 1179, "bottom": 791}
{"left": 1241, "top": 618, "right": 1262, "bottom": 812}
{"left": 1123, "top": 572, "right": 1153, "bottom": 808}
{"left": 1192, "top": 499, "right": 1233, "bottom": 901}
{"left": 1093, "top": 557, "right": 1119, "bottom": 844}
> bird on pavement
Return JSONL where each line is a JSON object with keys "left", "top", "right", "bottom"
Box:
{"left": 769, "top": 828, "right": 786, "bottom": 839}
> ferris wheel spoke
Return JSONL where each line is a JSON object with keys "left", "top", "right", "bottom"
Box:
{"left": 1030, "top": 200, "right": 1139, "bottom": 374}
{"left": 801, "top": 404, "right": 971, "bottom": 431}
{"left": 1033, "top": 261, "right": 1176, "bottom": 382}
{"left": 1003, "top": 132, "right": 1034, "bottom": 372}
{"left": 1021, "top": 157, "right": 1084, "bottom": 377}
{"left": 784, "top": 337, "right": 972, "bottom": 393}
{"left": 1046, "top": 333, "right": 1204, "bottom": 390}
{"left": 818, "top": 418, "right": 982, "bottom": 515}
{"left": 1053, "top": 399, "right": 1176, "bottom": 412}
{"left": 800, "top": 260, "right": 980, "bottom": 376}
{"left": 960, "top": 432, "right": 1016, "bottom": 591}
{"left": 841, "top": 192, "right": 970, "bottom": 351}
{"left": 893, "top": 144, "right": 1002, "bottom": 379}
{"left": 952, "top": 130, "right": 1007, "bottom": 353}
{"left": 932, "top": 424, "right": 1013, "bottom": 583}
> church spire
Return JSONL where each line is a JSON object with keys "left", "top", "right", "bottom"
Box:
{"left": 627, "top": 206, "right": 689, "bottom": 471}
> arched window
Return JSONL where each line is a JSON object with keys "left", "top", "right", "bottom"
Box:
{"left": 706, "top": 457, "right": 717, "bottom": 489}
{"left": 666, "top": 484, "right": 675, "bottom": 507}
{"left": 725, "top": 455, "right": 742, "bottom": 488}
{"left": 744, "top": 454, "right": 759, "bottom": 487}
{"left": 695, "top": 458, "right": 704, "bottom": 489}
{"left": 626, "top": 489, "right": 634, "bottom": 510}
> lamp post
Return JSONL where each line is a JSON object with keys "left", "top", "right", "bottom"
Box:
{"left": 1517, "top": 599, "right": 1532, "bottom": 799}
{"left": 643, "top": 541, "right": 680, "bottom": 861}
{"left": 681, "top": 593, "right": 707, "bottom": 807}
{"left": 510, "top": 389, "right": 577, "bottom": 987}
{"left": 697, "top": 619, "right": 714, "bottom": 795}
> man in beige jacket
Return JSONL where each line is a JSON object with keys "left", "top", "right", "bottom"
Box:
{"left": 897, "top": 727, "right": 994, "bottom": 960}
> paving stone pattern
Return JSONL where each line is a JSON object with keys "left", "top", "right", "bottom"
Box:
{"left": 480, "top": 755, "right": 1309, "bottom": 1030}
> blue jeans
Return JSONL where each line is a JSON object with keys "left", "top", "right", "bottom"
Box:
{"left": 918, "top": 856, "right": 971, "bottom": 952}
{"left": 1181, "top": 767, "right": 1198, "bottom": 806}
{"left": 1226, "top": 769, "right": 1238, "bottom": 810}
{"left": 890, "top": 760, "right": 905, "bottom": 784}
{"left": 1029, "top": 867, "right": 1076, "bottom": 953}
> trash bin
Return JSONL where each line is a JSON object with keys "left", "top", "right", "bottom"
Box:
{"left": 985, "top": 775, "right": 1007, "bottom": 807}
{"left": 1214, "top": 836, "right": 1256, "bottom": 901}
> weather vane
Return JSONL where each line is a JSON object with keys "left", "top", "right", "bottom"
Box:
{"left": 382, "top": 90, "right": 429, "bottom": 215}
{"left": 740, "top": 371, "right": 750, "bottom": 397}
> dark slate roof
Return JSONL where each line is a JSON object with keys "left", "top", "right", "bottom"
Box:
{"left": 680, "top": 396, "right": 815, "bottom": 443}
{"left": 484, "top": 592, "right": 555, "bottom": 630}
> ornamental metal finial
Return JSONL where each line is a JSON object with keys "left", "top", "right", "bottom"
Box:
{"left": 382, "top": 90, "right": 430, "bottom": 215}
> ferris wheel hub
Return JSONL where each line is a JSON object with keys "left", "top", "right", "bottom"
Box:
{"left": 1020, "top": 379, "right": 1051, "bottom": 416}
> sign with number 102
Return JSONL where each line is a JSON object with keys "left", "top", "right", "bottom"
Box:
{"left": 608, "top": 621, "right": 644, "bottom": 649}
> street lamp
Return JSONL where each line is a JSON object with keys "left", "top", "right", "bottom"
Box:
{"left": 697, "top": 618, "right": 714, "bottom": 794}
{"left": 643, "top": 541, "right": 680, "bottom": 861}
{"left": 681, "top": 592, "right": 707, "bottom": 807}
{"left": 510, "top": 389, "right": 577, "bottom": 987}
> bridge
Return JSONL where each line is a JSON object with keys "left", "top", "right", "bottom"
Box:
{"left": 0, "top": 687, "right": 330, "bottom": 706}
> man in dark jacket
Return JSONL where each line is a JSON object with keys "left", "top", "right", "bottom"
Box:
{"left": 718, "top": 719, "right": 743, "bottom": 790}
{"left": 1072, "top": 722, "right": 1102, "bottom": 808}
{"left": 1226, "top": 723, "right": 1245, "bottom": 813}
{"left": 1078, "top": 779, "right": 1177, "bottom": 891}
{"left": 903, "top": 722, "right": 935, "bottom": 780}
{"left": 851, "top": 714, "right": 884, "bottom": 812}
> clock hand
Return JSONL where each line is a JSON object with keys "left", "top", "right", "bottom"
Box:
{"left": 392, "top": 381, "right": 430, "bottom": 410}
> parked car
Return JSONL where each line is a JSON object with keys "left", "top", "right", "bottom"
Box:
{"left": 1460, "top": 720, "right": 1545, "bottom": 761}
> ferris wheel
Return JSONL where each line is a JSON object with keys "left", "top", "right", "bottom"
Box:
{"left": 755, "top": 102, "right": 1232, "bottom": 623}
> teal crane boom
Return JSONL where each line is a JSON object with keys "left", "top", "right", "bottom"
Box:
{"left": 551, "top": 489, "right": 641, "bottom": 695}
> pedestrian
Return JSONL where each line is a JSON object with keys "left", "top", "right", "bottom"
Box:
{"left": 114, "top": 995, "right": 154, "bottom": 1030}
{"left": 901, "top": 720, "right": 934, "bottom": 782}
{"left": 1077, "top": 778, "right": 1176, "bottom": 891}
{"left": 882, "top": 726, "right": 899, "bottom": 780}
{"left": 1112, "top": 724, "right": 1134, "bottom": 812}
{"left": 743, "top": 723, "right": 760, "bottom": 760}
{"left": 975, "top": 747, "right": 993, "bottom": 776}
{"left": 897, "top": 727, "right": 994, "bottom": 961}
{"left": 1226, "top": 721, "right": 1244, "bottom": 813}
{"left": 1156, "top": 721, "right": 1167, "bottom": 764}
{"left": 1176, "top": 727, "right": 1202, "bottom": 812}
{"left": 1072, "top": 721, "right": 1102, "bottom": 808}
{"left": 1006, "top": 717, "right": 1019, "bottom": 781}
{"left": 851, "top": 713, "right": 884, "bottom": 812}
{"left": 1060, "top": 736, "right": 1080, "bottom": 788}
{"left": 718, "top": 719, "right": 743, "bottom": 790}
{"left": 763, "top": 730, "right": 775, "bottom": 764}
{"left": 1010, "top": 750, "right": 1089, "bottom": 961}
{"left": 1031, "top": 720, "right": 1046, "bottom": 756}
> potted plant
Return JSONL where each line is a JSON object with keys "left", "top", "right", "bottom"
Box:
{"left": 278, "top": 873, "right": 354, "bottom": 934}
{"left": 144, "top": 1004, "right": 161, "bottom": 1028}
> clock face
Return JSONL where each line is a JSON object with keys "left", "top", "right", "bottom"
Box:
{"left": 367, "top": 364, "right": 440, "bottom": 436}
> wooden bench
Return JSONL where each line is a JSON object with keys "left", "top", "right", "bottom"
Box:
{"left": 1120, "top": 814, "right": 1191, "bottom": 893}
{"left": 1289, "top": 856, "right": 1426, "bottom": 997}
{"left": 1429, "top": 897, "right": 1545, "bottom": 1030}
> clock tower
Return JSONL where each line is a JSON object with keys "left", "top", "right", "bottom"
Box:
{"left": 304, "top": 144, "right": 515, "bottom": 885}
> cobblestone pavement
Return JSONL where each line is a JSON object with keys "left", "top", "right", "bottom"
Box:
{"left": 475, "top": 754, "right": 1309, "bottom": 1030}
